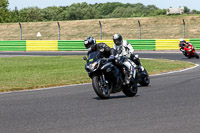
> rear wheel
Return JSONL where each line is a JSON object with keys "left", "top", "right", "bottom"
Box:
{"left": 193, "top": 52, "right": 199, "bottom": 59}
{"left": 139, "top": 69, "right": 150, "bottom": 86}
{"left": 92, "top": 76, "right": 111, "bottom": 99}
{"left": 122, "top": 78, "right": 138, "bottom": 97}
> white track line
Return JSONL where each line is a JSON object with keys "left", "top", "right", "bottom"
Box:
{"left": 0, "top": 83, "right": 91, "bottom": 95}
{"left": 150, "top": 63, "right": 199, "bottom": 77}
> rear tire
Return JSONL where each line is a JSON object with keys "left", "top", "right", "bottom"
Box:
{"left": 139, "top": 69, "right": 150, "bottom": 86}
{"left": 122, "top": 78, "right": 138, "bottom": 97}
{"left": 193, "top": 52, "right": 199, "bottom": 59}
{"left": 92, "top": 76, "right": 111, "bottom": 99}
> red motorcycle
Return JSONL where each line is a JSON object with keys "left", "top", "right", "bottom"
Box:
{"left": 180, "top": 43, "right": 199, "bottom": 59}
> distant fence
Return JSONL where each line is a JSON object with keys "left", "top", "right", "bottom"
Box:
{"left": 0, "top": 39, "right": 200, "bottom": 51}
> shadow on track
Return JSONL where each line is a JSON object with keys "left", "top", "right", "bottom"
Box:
{"left": 93, "top": 94, "right": 140, "bottom": 100}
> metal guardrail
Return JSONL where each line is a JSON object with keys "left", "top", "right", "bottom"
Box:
{"left": 0, "top": 41, "right": 26, "bottom": 51}
{"left": 0, "top": 39, "right": 200, "bottom": 51}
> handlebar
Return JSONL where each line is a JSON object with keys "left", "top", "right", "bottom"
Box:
{"left": 101, "top": 57, "right": 114, "bottom": 63}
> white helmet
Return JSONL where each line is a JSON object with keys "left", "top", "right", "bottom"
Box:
{"left": 179, "top": 38, "right": 184, "bottom": 42}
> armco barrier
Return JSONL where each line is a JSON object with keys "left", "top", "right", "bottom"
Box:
{"left": 97, "top": 39, "right": 156, "bottom": 50}
{"left": 58, "top": 40, "right": 85, "bottom": 51}
{"left": 0, "top": 41, "right": 26, "bottom": 51}
{"left": 96, "top": 40, "right": 114, "bottom": 48}
{"left": 155, "top": 39, "right": 200, "bottom": 50}
{"left": 26, "top": 40, "right": 58, "bottom": 51}
{"left": 189, "top": 39, "right": 200, "bottom": 49}
{"left": 0, "top": 39, "right": 200, "bottom": 51}
{"left": 155, "top": 39, "right": 189, "bottom": 50}
{"left": 127, "top": 39, "right": 155, "bottom": 50}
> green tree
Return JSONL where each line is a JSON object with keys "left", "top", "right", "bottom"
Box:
{"left": 184, "top": 6, "right": 190, "bottom": 14}
{"left": 131, "top": 3, "right": 148, "bottom": 17}
{"left": 6, "top": 2, "right": 200, "bottom": 22}
{"left": 109, "top": 7, "right": 134, "bottom": 18}
{"left": 64, "top": 2, "right": 100, "bottom": 20}
{"left": 96, "top": 2, "right": 123, "bottom": 16}
{"left": 191, "top": 9, "right": 200, "bottom": 14}
{"left": 146, "top": 5, "right": 159, "bottom": 15}
{"left": 151, "top": 9, "right": 166, "bottom": 16}
{"left": 41, "top": 6, "right": 66, "bottom": 21}
{"left": 0, "top": 0, "right": 10, "bottom": 23}
{"left": 9, "top": 7, "right": 20, "bottom": 22}
{"left": 18, "top": 7, "right": 43, "bottom": 22}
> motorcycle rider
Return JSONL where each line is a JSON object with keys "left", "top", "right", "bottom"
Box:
{"left": 84, "top": 36, "right": 111, "bottom": 58}
{"left": 84, "top": 36, "right": 130, "bottom": 85}
{"left": 179, "top": 38, "right": 192, "bottom": 56}
{"left": 111, "top": 33, "right": 144, "bottom": 84}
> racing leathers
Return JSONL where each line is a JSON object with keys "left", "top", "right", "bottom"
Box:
{"left": 112, "top": 40, "right": 143, "bottom": 84}
{"left": 179, "top": 41, "right": 192, "bottom": 56}
{"left": 87, "top": 42, "right": 111, "bottom": 58}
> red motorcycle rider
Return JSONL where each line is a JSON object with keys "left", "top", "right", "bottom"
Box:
{"left": 179, "top": 38, "right": 199, "bottom": 59}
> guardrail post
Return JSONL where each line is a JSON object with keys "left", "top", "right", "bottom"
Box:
{"left": 99, "top": 21, "right": 102, "bottom": 40}
{"left": 183, "top": 19, "right": 185, "bottom": 39}
{"left": 19, "top": 22, "right": 22, "bottom": 40}
{"left": 138, "top": 20, "right": 141, "bottom": 39}
{"left": 57, "top": 22, "right": 60, "bottom": 40}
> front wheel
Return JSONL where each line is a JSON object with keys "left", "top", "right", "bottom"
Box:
{"left": 122, "top": 78, "right": 138, "bottom": 97}
{"left": 92, "top": 76, "right": 111, "bottom": 99}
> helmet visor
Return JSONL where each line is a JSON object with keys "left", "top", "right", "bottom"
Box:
{"left": 114, "top": 39, "right": 122, "bottom": 46}
{"left": 85, "top": 43, "right": 93, "bottom": 49}
{"left": 180, "top": 41, "right": 185, "bottom": 45}
{"left": 84, "top": 39, "right": 93, "bottom": 49}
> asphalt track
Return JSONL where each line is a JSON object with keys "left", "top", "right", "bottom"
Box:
{"left": 0, "top": 51, "right": 200, "bottom": 133}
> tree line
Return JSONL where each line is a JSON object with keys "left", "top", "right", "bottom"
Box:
{"left": 1, "top": 0, "right": 200, "bottom": 23}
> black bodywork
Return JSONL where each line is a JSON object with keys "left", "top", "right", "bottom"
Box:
{"left": 85, "top": 51, "right": 124, "bottom": 93}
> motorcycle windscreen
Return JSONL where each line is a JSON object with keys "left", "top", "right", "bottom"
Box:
{"left": 88, "top": 51, "right": 101, "bottom": 63}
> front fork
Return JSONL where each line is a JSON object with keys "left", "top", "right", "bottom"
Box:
{"left": 99, "top": 73, "right": 109, "bottom": 93}
{"left": 99, "top": 73, "right": 107, "bottom": 86}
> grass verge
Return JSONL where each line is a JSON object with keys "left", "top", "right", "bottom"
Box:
{"left": 0, "top": 56, "right": 195, "bottom": 92}
{"left": 1, "top": 15, "right": 200, "bottom": 40}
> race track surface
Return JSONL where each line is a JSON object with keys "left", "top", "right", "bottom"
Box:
{"left": 0, "top": 51, "right": 200, "bottom": 133}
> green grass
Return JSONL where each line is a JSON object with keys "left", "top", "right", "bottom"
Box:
{"left": 142, "top": 59, "right": 195, "bottom": 75}
{"left": 0, "top": 56, "right": 195, "bottom": 92}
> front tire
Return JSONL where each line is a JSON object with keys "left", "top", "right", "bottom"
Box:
{"left": 92, "top": 76, "right": 111, "bottom": 99}
{"left": 122, "top": 78, "right": 138, "bottom": 97}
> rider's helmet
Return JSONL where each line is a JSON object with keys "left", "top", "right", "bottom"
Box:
{"left": 113, "top": 33, "right": 123, "bottom": 46}
{"left": 84, "top": 37, "right": 96, "bottom": 50}
{"left": 179, "top": 38, "right": 186, "bottom": 43}
{"left": 179, "top": 38, "right": 186, "bottom": 46}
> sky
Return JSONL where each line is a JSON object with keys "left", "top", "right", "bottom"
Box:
{"left": 8, "top": 0, "right": 200, "bottom": 10}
